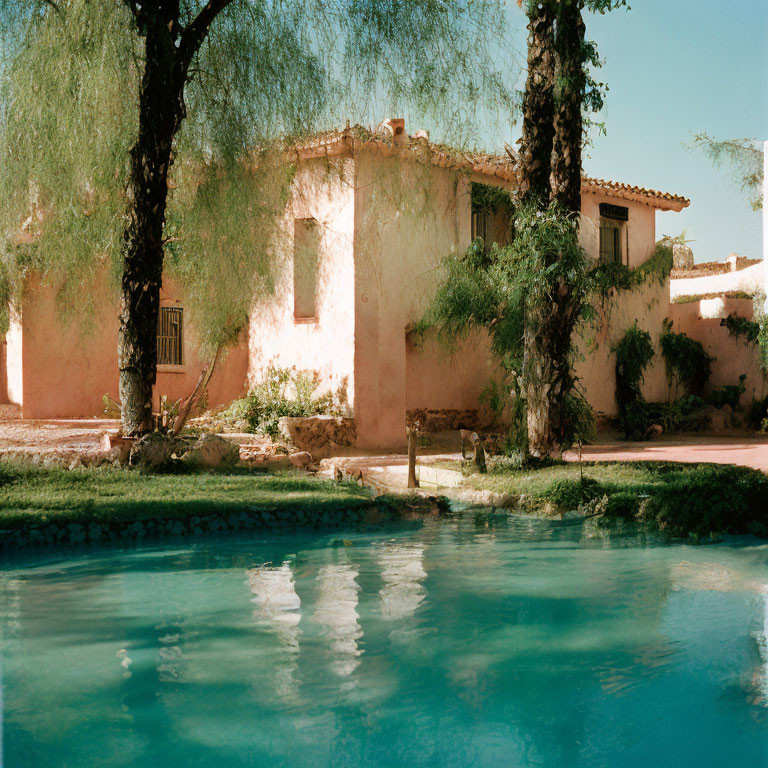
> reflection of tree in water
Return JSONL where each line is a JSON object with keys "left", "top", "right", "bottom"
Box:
{"left": 378, "top": 543, "right": 427, "bottom": 621}
{"left": 313, "top": 564, "right": 362, "bottom": 682}
{"left": 248, "top": 562, "right": 301, "bottom": 702}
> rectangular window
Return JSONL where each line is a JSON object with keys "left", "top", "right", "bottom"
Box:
{"left": 294, "top": 218, "right": 319, "bottom": 320}
{"left": 157, "top": 306, "right": 183, "bottom": 365}
{"left": 599, "top": 220, "right": 623, "bottom": 264}
{"left": 471, "top": 210, "right": 488, "bottom": 245}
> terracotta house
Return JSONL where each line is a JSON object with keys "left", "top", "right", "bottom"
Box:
{"left": 0, "top": 119, "right": 691, "bottom": 447}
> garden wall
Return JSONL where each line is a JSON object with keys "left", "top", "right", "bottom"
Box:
{"left": 669, "top": 298, "right": 766, "bottom": 407}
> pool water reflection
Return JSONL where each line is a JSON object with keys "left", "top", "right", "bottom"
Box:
{"left": 1, "top": 514, "right": 767, "bottom": 767}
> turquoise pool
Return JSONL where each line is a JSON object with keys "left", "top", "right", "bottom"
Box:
{"left": 1, "top": 515, "right": 767, "bottom": 767}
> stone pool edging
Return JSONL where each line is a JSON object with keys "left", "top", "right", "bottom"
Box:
{"left": 0, "top": 495, "right": 450, "bottom": 550}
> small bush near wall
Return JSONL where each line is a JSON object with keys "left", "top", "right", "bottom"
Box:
{"left": 222, "top": 364, "right": 348, "bottom": 437}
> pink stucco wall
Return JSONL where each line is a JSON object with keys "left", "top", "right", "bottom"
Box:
{"left": 352, "top": 153, "right": 495, "bottom": 448}
{"left": 4, "top": 273, "right": 247, "bottom": 419}
{"left": 670, "top": 298, "right": 766, "bottom": 407}
{"left": 248, "top": 158, "right": 357, "bottom": 405}
{"left": 576, "top": 280, "right": 672, "bottom": 417}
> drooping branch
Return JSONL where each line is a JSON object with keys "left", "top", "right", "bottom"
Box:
{"left": 178, "top": 0, "right": 235, "bottom": 74}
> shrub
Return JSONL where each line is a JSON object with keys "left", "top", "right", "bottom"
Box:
{"left": 543, "top": 476, "right": 604, "bottom": 509}
{"left": 222, "top": 364, "right": 347, "bottom": 437}
{"left": 708, "top": 375, "right": 746, "bottom": 410}
{"left": 614, "top": 323, "right": 655, "bottom": 439}
{"left": 659, "top": 318, "right": 713, "bottom": 396}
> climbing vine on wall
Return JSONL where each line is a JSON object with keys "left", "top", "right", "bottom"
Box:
{"left": 613, "top": 322, "right": 655, "bottom": 439}
{"left": 659, "top": 318, "right": 713, "bottom": 397}
{"left": 590, "top": 241, "right": 673, "bottom": 302}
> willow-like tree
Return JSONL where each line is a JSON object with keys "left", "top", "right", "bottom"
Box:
{"left": 0, "top": 0, "right": 513, "bottom": 435}
{"left": 692, "top": 134, "right": 764, "bottom": 211}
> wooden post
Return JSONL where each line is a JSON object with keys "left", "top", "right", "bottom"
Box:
{"left": 406, "top": 426, "right": 419, "bottom": 489}
{"left": 474, "top": 438, "right": 487, "bottom": 474}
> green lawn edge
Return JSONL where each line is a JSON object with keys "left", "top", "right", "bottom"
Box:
{"left": 0, "top": 463, "right": 378, "bottom": 530}
{"left": 443, "top": 459, "right": 768, "bottom": 540}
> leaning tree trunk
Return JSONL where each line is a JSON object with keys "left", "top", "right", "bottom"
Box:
{"left": 518, "top": 0, "right": 558, "bottom": 457}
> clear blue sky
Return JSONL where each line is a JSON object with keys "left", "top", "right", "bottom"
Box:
{"left": 501, "top": 0, "right": 768, "bottom": 264}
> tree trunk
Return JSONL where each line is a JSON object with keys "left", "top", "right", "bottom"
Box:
{"left": 518, "top": 1, "right": 559, "bottom": 456}
{"left": 519, "top": 0, "right": 589, "bottom": 457}
{"left": 551, "top": 0, "right": 587, "bottom": 212}
{"left": 118, "top": 14, "right": 186, "bottom": 436}
{"left": 118, "top": 1, "right": 231, "bottom": 436}
{"left": 171, "top": 346, "right": 222, "bottom": 435}
{"left": 517, "top": 1, "right": 557, "bottom": 205}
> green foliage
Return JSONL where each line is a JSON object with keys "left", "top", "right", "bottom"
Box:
{"left": 661, "top": 228, "right": 694, "bottom": 247}
{"left": 721, "top": 313, "right": 760, "bottom": 343}
{"left": 613, "top": 321, "right": 711, "bottom": 439}
{"left": 590, "top": 242, "right": 673, "bottom": 300}
{"left": 542, "top": 476, "right": 603, "bottom": 508}
{"left": 223, "top": 364, "right": 347, "bottom": 438}
{"left": 471, "top": 182, "right": 514, "bottom": 216}
{"left": 0, "top": 0, "right": 516, "bottom": 348}
{"left": 613, "top": 322, "right": 654, "bottom": 438}
{"left": 0, "top": 462, "right": 372, "bottom": 529}
{"left": 466, "top": 458, "right": 768, "bottom": 539}
{"left": 708, "top": 374, "right": 746, "bottom": 410}
{"left": 691, "top": 134, "right": 763, "bottom": 211}
{"left": 747, "top": 396, "right": 768, "bottom": 432}
{"left": 418, "top": 200, "right": 598, "bottom": 452}
{"left": 659, "top": 319, "right": 713, "bottom": 396}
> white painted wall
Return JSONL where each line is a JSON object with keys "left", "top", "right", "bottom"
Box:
{"left": 669, "top": 262, "right": 763, "bottom": 300}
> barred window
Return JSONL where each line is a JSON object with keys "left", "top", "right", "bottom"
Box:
{"left": 157, "top": 306, "right": 183, "bottom": 365}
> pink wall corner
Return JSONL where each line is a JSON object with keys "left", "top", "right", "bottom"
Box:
{"left": 352, "top": 152, "right": 482, "bottom": 449}
{"left": 576, "top": 280, "right": 672, "bottom": 417}
{"left": 19, "top": 273, "right": 120, "bottom": 419}
{"left": 669, "top": 299, "right": 765, "bottom": 408}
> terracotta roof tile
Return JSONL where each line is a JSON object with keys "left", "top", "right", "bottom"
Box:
{"left": 289, "top": 125, "right": 689, "bottom": 211}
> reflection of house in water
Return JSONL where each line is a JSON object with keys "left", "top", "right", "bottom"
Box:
{"left": 752, "top": 584, "right": 768, "bottom": 706}
{"left": 247, "top": 563, "right": 302, "bottom": 700}
{"left": 312, "top": 564, "right": 363, "bottom": 679}
{"left": 378, "top": 544, "right": 427, "bottom": 621}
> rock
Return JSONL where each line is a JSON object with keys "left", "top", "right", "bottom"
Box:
{"left": 130, "top": 432, "right": 186, "bottom": 471}
{"left": 277, "top": 416, "right": 356, "bottom": 458}
{"left": 101, "top": 433, "right": 134, "bottom": 464}
{"left": 289, "top": 451, "right": 315, "bottom": 469}
{"left": 264, "top": 454, "right": 292, "bottom": 471}
{"left": 643, "top": 424, "right": 663, "bottom": 440}
{"left": 182, "top": 433, "right": 239, "bottom": 468}
{"left": 708, "top": 410, "right": 729, "bottom": 434}
{"left": 672, "top": 242, "right": 694, "bottom": 269}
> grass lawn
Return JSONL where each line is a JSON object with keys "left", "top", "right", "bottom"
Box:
{"left": 0, "top": 463, "right": 373, "bottom": 529}
{"left": 440, "top": 458, "right": 768, "bottom": 539}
